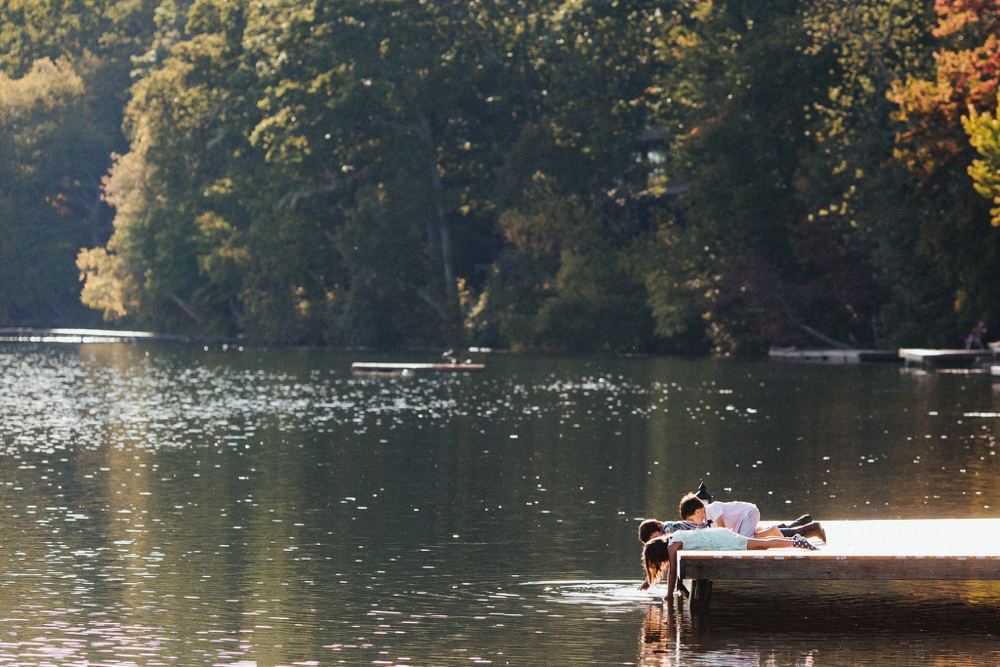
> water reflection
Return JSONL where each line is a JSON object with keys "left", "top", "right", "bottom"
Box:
{"left": 0, "top": 345, "right": 998, "bottom": 664}
{"left": 635, "top": 580, "right": 1000, "bottom": 666}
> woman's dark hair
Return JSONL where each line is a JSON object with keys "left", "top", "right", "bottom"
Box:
{"left": 643, "top": 536, "right": 671, "bottom": 586}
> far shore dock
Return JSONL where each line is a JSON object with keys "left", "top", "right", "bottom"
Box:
{"left": 771, "top": 345, "right": 1000, "bottom": 369}
{"left": 769, "top": 348, "right": 899, "bottom": 364}
{"left": 0, "top": 327, "right": 240, "bottom": 345}
{"left": 898, "top": 348, "right": 997, "bottom": 369}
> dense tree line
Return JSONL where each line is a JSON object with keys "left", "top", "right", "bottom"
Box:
{"left": 3, "top": 0, "right": 1000, "bottom": 353}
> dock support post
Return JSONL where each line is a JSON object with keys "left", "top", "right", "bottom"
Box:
{"left": 689, "top": 579, "right": 712, "bottom": 613}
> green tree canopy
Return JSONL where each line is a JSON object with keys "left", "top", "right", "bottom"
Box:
{"left": 0, "top": 0, "right": 991, "bottom": 353}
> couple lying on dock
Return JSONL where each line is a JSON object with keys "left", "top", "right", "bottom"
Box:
{"left": 638, "top": 491, "right": 825, "bottom": 597}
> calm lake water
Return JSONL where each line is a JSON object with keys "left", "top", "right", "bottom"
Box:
{"left": 0, "top": 344, "right": 999, "bottom": 666}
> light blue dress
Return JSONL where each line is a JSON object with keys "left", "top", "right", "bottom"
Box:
{"left": 667, "top": 527, "right": 749, "bottom": 551}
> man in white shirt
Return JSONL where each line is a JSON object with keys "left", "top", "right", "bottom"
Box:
{"left": 678, "top": 493, "right": 825, "bottom": 541}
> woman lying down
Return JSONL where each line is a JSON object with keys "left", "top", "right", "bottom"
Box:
{"left": 642, "top": 527, "right": 818, "bottom": 599}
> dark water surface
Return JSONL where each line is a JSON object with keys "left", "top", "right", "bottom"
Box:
{"left": 0, "top": 344, "right": 999, "bottom": 666}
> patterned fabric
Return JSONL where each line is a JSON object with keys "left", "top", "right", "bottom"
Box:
{"left": 792, "top": 535, "right": 819, "bottom": 550}
{"left": 660, "top": 520, "right": 700, "bottom": 533}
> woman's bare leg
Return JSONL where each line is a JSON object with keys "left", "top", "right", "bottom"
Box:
{"left": 746, "top": 537, "right": 794, "bottom": 550}
{"left": 753, "top": 525, "right": 784, "bottom": 538}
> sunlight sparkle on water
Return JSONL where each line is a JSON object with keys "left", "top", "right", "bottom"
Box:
{"left": 0, "top": 346, "right": 997, "bottom": 665}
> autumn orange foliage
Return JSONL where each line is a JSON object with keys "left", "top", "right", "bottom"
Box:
{"left": 892, "top": 0, "right": 1000, "bottom": 179}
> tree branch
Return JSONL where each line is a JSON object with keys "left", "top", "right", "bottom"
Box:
{"left": 410, "top": 284, "right": 449, "bottom": 321}
{"left": 774, "top": 294, "right": 853, "bottom": 349}
{"left": 169, "top": 292, "right": 202, "bottom": 323}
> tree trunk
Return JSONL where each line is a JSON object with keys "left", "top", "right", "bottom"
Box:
{"left": 427, "top": 161, "right": 457, "bottom": 300}
{"left": 416, "top": 107, "right": 459, "bottom": 305}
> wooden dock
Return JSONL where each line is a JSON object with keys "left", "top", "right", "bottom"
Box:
{"left": 898, "top": 348, "right": 995, "bottom": 369}
{"left": 676, "top": 519, "right": 1000, "bottom": 611}
{"left": 351, "top": 361, "right": 485, "bottom": 375}
{"left": 769, "top": 348, "right": 899, "bottom": 364}
{"left": 0, "top": 327, "right": 240, "bottom": 345}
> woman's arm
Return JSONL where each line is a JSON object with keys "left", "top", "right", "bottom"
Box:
{"left": 665, "top": 542, "right": 680, "bottom": 600}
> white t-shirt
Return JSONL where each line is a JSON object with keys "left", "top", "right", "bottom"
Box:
{"left": 705, "top": 501, "right": 760, "bottom": 537}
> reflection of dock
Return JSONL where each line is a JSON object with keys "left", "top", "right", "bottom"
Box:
{"left": 0, "top": 327, "right": 240, "bottom": 345}
{"left": 351, "top": 361, "right": 485, "bottom": 375}
{"left": 769, "top": 348, "right": 899, "bottom": 364}
{"left": 898, "top": 348, "right": 995, "bottom": 369}
{"left": 677, "top": 519, "right": 1000, "bottom": 612}
{"left": 638, "top": 578, "right": 1000, "bottom": 665}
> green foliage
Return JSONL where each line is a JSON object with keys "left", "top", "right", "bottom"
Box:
{"left": 0, "top": 58, "right": 109, "bottom": 325}
{"left": 489, "top": 194, "right": 654, "bottom": 352}
{"left": 966, "top": 95, "right": 1000, "bottom": 226}
{"left": 0, "top": 0, "right": 156, "bottom": 327}
{"left": 795, "top": 0, "right": 940, "bottom": 347}
{"left": 3, "top": 0, "right": 999, "bottom": 352}
{"left": 635, "top": 0, "right": 848, "bottom": 354}
{"left": 886, "top": 0, "right": 1000, "bottom": 343}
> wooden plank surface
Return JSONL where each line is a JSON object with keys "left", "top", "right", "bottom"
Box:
{"left": 678, "top": 519, "right": 1000, "bottom": 581}
{"left": 898, "top": 348, "right": 994, "bottom": 368}
{"left": 768, "top": 349, "right": 898, "bottom": 364}
{"left": 0, "top": 327, "right": 240, "bottom": 345}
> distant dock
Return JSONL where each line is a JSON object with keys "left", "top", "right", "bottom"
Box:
{"left": 678, "top": 518, "right": 1000, "bottom": 612}
{"left": 769, "top": 348, "right": 899, "bottom": 364}
{"left": 898, "top": 348, "right": 996, "bottom": 369}
{"left": 770, "top": 346, "right": 1000, "bottom": 368}
{"left": 0, "top": 327, "right": 240, "bottom": 345}
{"left": 351, "top": 361, "right": 485, "bottom": 375}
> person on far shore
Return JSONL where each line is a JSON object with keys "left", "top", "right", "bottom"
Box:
{"left": 965, "top": 321, "right": 987, "bottom": 350}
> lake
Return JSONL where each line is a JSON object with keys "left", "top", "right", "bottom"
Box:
{"left": 0, "top": 343, "right": 998, "bottom": 666}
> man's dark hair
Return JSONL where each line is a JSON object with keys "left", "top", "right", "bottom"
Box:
{"left": 678, "top": 493, "right": 705, "bottom": 520}
{"left": 638, "top": 519, "right": 662, "bottom": 543}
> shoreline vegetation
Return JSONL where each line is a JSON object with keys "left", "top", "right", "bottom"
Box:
{"left": 2, "top": 0, "right": 1000, "bottom": 356}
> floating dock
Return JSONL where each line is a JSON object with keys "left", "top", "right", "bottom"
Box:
{"left": 898, "top": 348, "right": 995, "bottom": 369}
{"left": 0, "top": 327, "right": 239, "bottom": 345}
{"left": 351, "top": 361, "right": 485, "bottom": 375}
{"left": 676, "top": 518, "right": 1000, "bottom": 611}
{"left": 769, "top": 348, "right": 899, "bottom": 364}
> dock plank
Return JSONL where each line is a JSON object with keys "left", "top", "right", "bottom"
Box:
{"left": 681, "top": 555, "right": 1000, "bottom": 581}
{"left": 768, "top": 349, "right": 899, "bottom": 364}
{"left": 0, "top": 326, "right": 239, "bottom": 345}
{"left": 898, "top": 348, "right": 995, "bottom": 368}
{"left": 678, "top": 519, "right": 1000, "bottom": 582}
